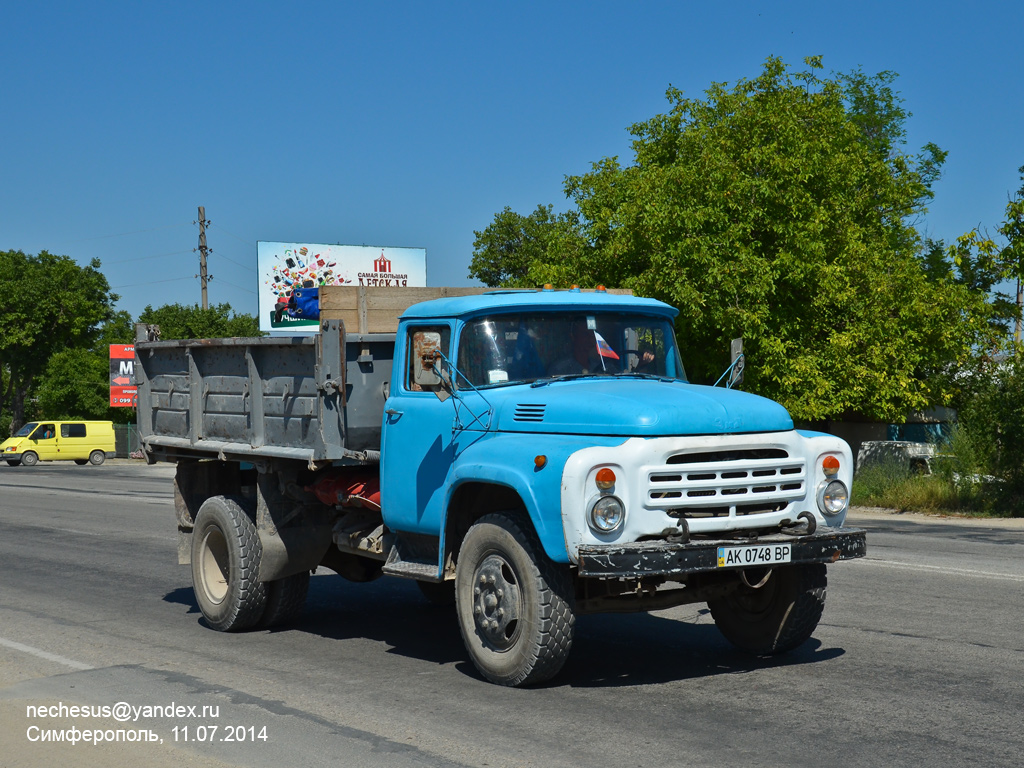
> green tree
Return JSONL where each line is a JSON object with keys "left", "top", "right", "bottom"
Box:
{"left": 926, "top": 164, "right": 1024, "bottom": 356}
{"left": 956, "top": 355, "right": 1024, "bottom": 516}
{"left": 469, "top": 205, "right": 585, "bottom": 287}
{"left": 35, "top": 311, "right": 137, "bottom": 424}
{"left": 0, "top": 250, "right": 117, "bottom": 433}
{"left": 137, "top": 302, "right": 261, "bottom": 340}
{"left": 473, "top": 57, "right": 1000, "bottom": 422}
{"left": 998, "top": 167, "right": 1024, "bottom": 343}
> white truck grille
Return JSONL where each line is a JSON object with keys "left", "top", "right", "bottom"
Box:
{"left": 647, "top": 448, "right": 806, "bottom": 518}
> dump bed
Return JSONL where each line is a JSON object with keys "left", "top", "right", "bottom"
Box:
{"left": 135, "top": 319, "right": 394, "bottom": 465}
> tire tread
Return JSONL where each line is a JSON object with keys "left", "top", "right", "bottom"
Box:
{"left": 457, "top": 512, "right": 575, "bottom": 687}
{"left": 191, "top": 495, "right": 267, "bottom": 632}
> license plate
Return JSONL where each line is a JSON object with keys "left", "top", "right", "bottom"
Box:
{"left": 717, "top": 543, "right": 792, "bottom": 568}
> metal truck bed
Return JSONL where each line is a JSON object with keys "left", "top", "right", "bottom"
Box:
{"left": 135, "top": 320, "right": 393, "bottom": 465}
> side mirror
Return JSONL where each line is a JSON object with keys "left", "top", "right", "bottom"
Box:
{"left": 728, "top": 337, "right": 744, "bottom": 388}
{"left": 412, "top": 331, "right": 443, "bottom": 389}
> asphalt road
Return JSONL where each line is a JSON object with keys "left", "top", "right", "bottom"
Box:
{"left": 1, "top": 461, "right": 1022, "bottom": 767}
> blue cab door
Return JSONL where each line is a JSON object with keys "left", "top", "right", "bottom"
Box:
{"left": 380, "top": 323, "right": 459, "bottom": 534}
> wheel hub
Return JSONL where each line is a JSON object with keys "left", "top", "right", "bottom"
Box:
{"left": 471, "top": 553, "right": 522, "bottom": 650}
{"left": 199, "top": 530, "right": 230, "bottom": 604}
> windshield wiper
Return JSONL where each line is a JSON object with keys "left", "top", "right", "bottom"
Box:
{"left": 530, "top": 373, "right": 607, "bottom": 388}
{"left": 618, "top": 372, "right": 682, "bottom": 382}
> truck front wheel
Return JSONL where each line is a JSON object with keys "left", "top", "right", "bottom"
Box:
{"left": 455, "top": 513, "right": 575, "bottom": 687}
{"left": 708, "top": 563, "right": 827, "bottom": 655}
{"left": 191, "top": 496, "right": 267, "bottom": 632}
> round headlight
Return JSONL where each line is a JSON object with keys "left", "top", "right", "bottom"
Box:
{"left": 589, "top": 495, "right": 625, "bottom": 533}
{"left": 817, "top": 480, "right": 849, "bottom": 517}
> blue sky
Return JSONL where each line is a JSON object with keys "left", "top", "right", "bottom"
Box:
{"left": 3, "top": 1, "right": 1022, "bottom": 321}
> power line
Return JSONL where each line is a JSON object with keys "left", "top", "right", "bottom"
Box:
{"left": 103, "top": 249, "right": 193, "bottom": 265}
{"left": 204, "top": 223, "right": 257, "bottom": 272}
{"left": 214, "top": 277, "right": 258, "bottom": 295}
{"left": 64, "top": 223, "right": 192, "bottom": 244}
{"left": 208, "top": 222, "right": 254, "bottom": 248}
{"left": 111, "top": 276, "right": 196, "bottom": 288}
{"left": 211, "top": 250, "right": 257, "bottom": 274}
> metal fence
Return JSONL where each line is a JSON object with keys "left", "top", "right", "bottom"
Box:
{"left": 113, "top": 423, "right": 142, "bottom": 458}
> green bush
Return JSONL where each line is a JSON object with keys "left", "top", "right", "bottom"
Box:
{"left": 852, "top": 458, "right": 968, "bottom": 513}
{"left": 954, "top": 356, "right": 1024, "bottom": 516}
{"left": 852, "top": 415, "right": 1019, "bottom": 517}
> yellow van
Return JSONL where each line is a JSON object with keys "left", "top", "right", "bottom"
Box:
{"left": 2, "top": 421, "right": 116, "bottom": 467}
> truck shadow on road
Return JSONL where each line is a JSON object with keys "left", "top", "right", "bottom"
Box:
{"left": 164, "top": 573, "right": 845, "bottom": 688}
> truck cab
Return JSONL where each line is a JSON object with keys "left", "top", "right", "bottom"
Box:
{"left": 377, "top": 289, "right": 862, "bottom": 684}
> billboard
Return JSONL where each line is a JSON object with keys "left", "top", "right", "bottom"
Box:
{"left": 258, "top": 242, "right": 427, "bottom": 332}
{"left": 109, "top": 344, "right": 136, "bottom": 407}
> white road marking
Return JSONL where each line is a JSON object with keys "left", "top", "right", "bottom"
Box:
{"left": 0, "top": 636, "right": 94, "bottom": 671}
{"left": 858, "top": 557, "right": 1024, "bottom": 583}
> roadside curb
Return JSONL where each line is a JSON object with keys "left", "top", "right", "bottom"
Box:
{"left": 848, "top": 506, "right": 1024, "bottom": 530}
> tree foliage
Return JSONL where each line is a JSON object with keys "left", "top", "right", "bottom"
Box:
{"left": 955, "top": 355, "right": 1024, "bottom": 516}
{"left": 0, "top": 250, "right": 116, "bottom": 431}
{"left": 137, "top": 302, "right": 261, "bottom": 340}
{"left": 34, "top": 311, "right": 137, "bottom": 425}
{"left": 469, "top": 205, "right": 586, "bottom": 287}
{"left": 470, "top": 57, "right": 1003, "bottom": 422}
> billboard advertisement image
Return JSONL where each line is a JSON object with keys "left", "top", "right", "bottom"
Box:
{"left": 257, "top": 242, "right": 427, "bottom": 332}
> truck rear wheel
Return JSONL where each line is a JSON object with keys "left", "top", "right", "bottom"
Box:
{"left": 455, "top": 513, "right": 575, "bottom": 687}
{"left": 89, "top": 450, "right": 106, "bottom": 465}
{"left": 708, "top": 563, "right": 827, "bottom": 655}
{"left": 191, "top": 496, "right": 267, "bottom": 632}
{"left": 258, "top": 571, "right": 310, "bottom": 628}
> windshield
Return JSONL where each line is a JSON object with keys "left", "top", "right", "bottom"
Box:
{"left": 15, "top": 423, "right": 38, "bottom": 438}
{"left": 456, "top": 312, "right": 686, "bottom": 389}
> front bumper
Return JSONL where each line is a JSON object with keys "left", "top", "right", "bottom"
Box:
{"left": 577, "top": 527, "right": 866, "bottom": 578}
{"left": 4, "top": 453, "right": 22, "bottom": 462}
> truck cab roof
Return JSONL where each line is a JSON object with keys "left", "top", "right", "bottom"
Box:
{"left": 399, "top": 289, "right": 679, "bottom": 321}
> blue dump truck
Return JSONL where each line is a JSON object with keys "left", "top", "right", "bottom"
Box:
{"left": 136, "top": 286, "right": 865, "bottom": 686}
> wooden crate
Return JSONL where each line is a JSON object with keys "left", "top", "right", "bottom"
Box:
{"left": 319, "top": 286, "right": 634, "bottom": 334}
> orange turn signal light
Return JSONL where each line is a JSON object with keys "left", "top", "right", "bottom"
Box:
{"left": 535, "top": 455, "right": 547, "bottom": 469}
{"left": 822, "top": 456, "right": 840, "bottom": 476}
{"left": 596, "top": 467, "right": 616, "bottom": 490}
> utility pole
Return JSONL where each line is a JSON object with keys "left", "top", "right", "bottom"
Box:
{"left": 197, "top": 206, "right": 210, "bottom": 310}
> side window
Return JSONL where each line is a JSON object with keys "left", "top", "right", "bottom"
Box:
{"left": 62, "top": 424, "right": 87, "bottom": 438}
{"left": 33, "top": 424, "right": 56, "bottom": 440}
{"left": 405, "top": 325, "right": 450, "bottom": 392}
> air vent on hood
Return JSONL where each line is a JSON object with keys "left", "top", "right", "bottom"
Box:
{"left": 514, "top": 404, "right": 547, "bottom": 422}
